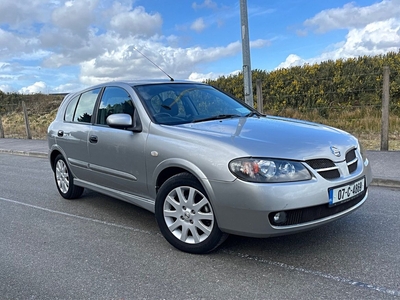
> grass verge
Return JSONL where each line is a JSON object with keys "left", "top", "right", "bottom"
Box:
{"left": 1, "top": 101, "right": 399, "bottom": 150}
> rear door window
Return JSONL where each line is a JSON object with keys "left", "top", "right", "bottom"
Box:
{"left": 73, "top": 88, "right": 101, "bottom": 123}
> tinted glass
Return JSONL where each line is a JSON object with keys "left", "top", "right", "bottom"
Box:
{"left": 73, "top": 88, "right": 101, "bottom": 123}
{"left": 64, "top": 94, "right": 79, "bottom": 122}
{"left": 96, "top": 87, "right": 133, "bottom": 125}
{"left": 134, "top": 83, "right": 251, "bottom": 125}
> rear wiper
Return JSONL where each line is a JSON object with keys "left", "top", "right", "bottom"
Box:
{"left": 192, "top": 114, "right": 241, "bottom": 123}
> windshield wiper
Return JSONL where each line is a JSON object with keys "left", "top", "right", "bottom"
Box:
{"left": 192, "top": 114, "right": 241, "bottom": 123}
{"left": 160, "top": 104, "right": 172, "bottom": 110}
{"left": 245, "top": 111, "right": 264, "bottom": 118}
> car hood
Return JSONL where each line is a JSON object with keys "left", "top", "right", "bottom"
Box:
{"left": 175, "top": 116, "right": 357, "bottom": 162}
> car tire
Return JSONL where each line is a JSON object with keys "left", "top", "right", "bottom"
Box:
{"left": 54, "top": 154, "right": 84, "bottom": 199}
{"left": 155, "top": 172, "right": 227, "bottom": 254}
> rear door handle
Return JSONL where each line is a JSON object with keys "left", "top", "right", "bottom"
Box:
{"left": 89, "top": 135, "right": 98, "bottom": 143}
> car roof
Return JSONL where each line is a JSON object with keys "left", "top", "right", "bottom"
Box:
{"left": 110, "top": 79, "right": 204, "bottom": 86}
{"left": 63, "top": 79, "right": 207, "bottom": 98}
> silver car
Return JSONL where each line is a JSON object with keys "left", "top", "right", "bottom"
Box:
{"left": 48, "top": 80, "right": 372, "bottom": 254}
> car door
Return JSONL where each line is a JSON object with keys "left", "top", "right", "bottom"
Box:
{"left": 56, "top": 88, "right": 100, "bottom": 181}
{"left": 87, "top": 86, "right": 148, "bottom": 197}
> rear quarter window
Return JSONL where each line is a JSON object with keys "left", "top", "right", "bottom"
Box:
{"left": 64, "top": 95, "right": 79, "bottom": 122}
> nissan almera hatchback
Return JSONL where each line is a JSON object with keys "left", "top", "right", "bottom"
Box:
{"left": 48, "top": 80, "right": 372, "bottom": 254}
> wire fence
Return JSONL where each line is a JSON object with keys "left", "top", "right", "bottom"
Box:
{"left": 254, "top": 67, "right": 399, "bottom": 150}
{"left": 265, "top": 104, "right": 400, "bottom": 150}
{"left": 0, "top": 94, "right": 63, "bottom": 139}
{"left": 0, "top": 74, "right": 399, "bottom": 150}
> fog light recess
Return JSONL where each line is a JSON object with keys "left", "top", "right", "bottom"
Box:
{"left": 273, "top": 212, "right": 287, "bottom": 224}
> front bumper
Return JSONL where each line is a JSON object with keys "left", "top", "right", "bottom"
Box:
{"left": 208, "top": 159, "right": 372, "bottom": 238}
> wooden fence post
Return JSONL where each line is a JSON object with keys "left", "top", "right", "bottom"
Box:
{"left": 256, "top": 79, "right": 263, "bottom": 114}
{"left": 381, "top": 66, "right": 390, "bottom": 151}
{"left": 22, "top": 101, "right": 32, "bottom": 139}
{"left": 0, "top": 115, "right": 4, "bottom": 138}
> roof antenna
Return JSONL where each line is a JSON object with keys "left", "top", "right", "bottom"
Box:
{"left": 133, "top": 46, "right": 174, "bottom": 81}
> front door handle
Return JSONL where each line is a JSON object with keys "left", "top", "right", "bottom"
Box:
{"left": 89, "top": 135, "right": 98, "bottom": 143}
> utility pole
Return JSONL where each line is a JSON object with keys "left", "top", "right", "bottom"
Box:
{"left": 381, "top": 66, "right": 390, "bottom": 151}
{"left": 240, "top": 0, "right": 254, "bottom": 107}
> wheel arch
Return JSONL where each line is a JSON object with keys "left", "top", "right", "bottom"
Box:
{"left": 49, "top": 146, "right": 70, "bottom": 173}
{"left": 154, "top": 168, "right": 227, "bottom": 253}
{"left": 49, "top": 149, "right": 62, "bottom": 172}
{"left": 153, "top": 159, "right": 217, "bottom": 206}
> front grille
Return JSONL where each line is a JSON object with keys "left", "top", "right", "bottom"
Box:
{"left": 306, "top": 159, "right": 335, "bottom": 169}
{"left": 317, "top": 169, "right": 341, "bottom": 179}
{"left": 346, "top": 149, "right": 356, "bottom": 161}
{"left": 268, "top": 188, "right": 367, "bottom": 226}
{"left": 346, "top": 149, "right": 358, "bottom": 174}
{"left": 306, "top": 158, "right": 340, "bottom": 179}
{"left": 306, "top": 148, "right": 360, "bottom": 179}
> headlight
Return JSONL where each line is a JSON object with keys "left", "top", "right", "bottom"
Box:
{"left": 229, "top": 158, "right": 312, "bottom": 183}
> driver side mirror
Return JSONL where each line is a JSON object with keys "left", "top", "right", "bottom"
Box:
{"left": 106, "top": 111, "right": 142, "bottom": 132}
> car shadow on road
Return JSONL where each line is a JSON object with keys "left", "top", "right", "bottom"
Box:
{"left": 216, "top": 210, "right": 370, "bottom": 260}
{"left": 61, "top": 189, "right": 376, "bottom": 263}
{"left": 57, "top": 189, "right": 160, "bottom": 233}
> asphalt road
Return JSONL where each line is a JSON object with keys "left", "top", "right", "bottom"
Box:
{"left": 1, "top": 154, "right": 399, "bottom": 299}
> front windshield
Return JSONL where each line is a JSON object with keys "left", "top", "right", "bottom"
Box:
{"left": 134, "top": 83, "right": 253, "bottom": 125}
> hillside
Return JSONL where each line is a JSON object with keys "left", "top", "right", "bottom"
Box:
{"left": 0, "top": 52, "right": 399, "bottom": 149}
{"left": 0, "top": 92, "right": 64, "bottom": 139}
{"left": 206, "top": 51, "right": 400, "bottom": 112}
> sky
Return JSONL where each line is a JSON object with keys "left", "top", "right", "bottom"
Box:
{"left": 0, "top": 0, "right": 399, "bottom": 94}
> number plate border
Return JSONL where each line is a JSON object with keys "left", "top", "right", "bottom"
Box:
{"left": 328, "top": 177, "right": 365, "bottom": 207}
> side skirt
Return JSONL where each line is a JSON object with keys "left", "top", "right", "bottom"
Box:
{"left": 74, "top": 179, "right": 155, "bottom": 213}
